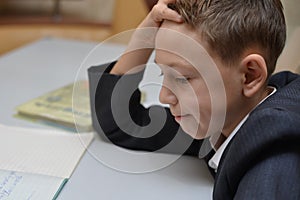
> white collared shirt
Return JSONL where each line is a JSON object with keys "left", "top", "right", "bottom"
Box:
{"left": 208, "top": 87, "right": 277, "bottom": 172}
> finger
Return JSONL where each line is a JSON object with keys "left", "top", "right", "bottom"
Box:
{"left": 161, "top": 0, "right": 176, "bottom": 4}
{"left": 152, "top": 4, "right": 182, "bottom": 23}
{"left": 161, "top": 6, "right": 183, "bottom": 22}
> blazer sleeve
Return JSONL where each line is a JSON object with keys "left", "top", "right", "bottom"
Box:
{"left": 234, "top": 148, "right": 300, "bottom": 200}
{"left": 88, "top": 61, "right": 202, "bottom": 156}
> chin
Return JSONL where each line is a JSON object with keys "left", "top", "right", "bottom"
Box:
{"left": 180, "top": 124, "right": 202, "bottom": 139}
{"left": 180, "top": 120, "right": 208, "bottom": 140}
{"left": 189, "top": 132, "right": 206, "bottom": 140}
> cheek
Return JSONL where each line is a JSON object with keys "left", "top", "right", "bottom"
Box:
{"left": 177, "top": 94, "right": 200, "bottom": 118}
{"left": 179, "top": 75, "right": 229, "bottom": 138}
{"left": 180, "top": 115, "right": 211, "bottom": 139}
{"left": 179, "top": 116, "right": 199, "bottom": 138}
{"left": 178, "top": 83, "right": 212, "bottom": 117}
{"left": 194, "top": 85, "right": 212, "bottom": 118}
{"left": 178, "top": 87, "right": 213, "bottom": 137}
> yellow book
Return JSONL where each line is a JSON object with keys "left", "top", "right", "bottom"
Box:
{"left": 15, "top": 80, "right": 92, "bottom": 132}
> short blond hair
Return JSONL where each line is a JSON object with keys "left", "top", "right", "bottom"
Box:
{"left": 171, "top": 0, "right": 286, "bottom": 76}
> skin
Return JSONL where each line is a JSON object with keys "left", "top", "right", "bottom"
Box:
{"left": 110, "top": 0, "right": 271, "bottom": 149}
{"left": 156, "top": 20, "right": 271, "bottom": 141}
{"left": 155, "top": 21, "right": 241, "bottom": 140}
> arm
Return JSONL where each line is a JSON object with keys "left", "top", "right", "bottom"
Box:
{"left": 110, "top": 0, "right": 183, "bottom": 75}
{"left": 89, "top": 1, "right": 202, "bottom": 156}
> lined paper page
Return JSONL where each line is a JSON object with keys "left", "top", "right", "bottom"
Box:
{"left": 0, "top": 125, "right": 94, "bottom": 178}
{"left": 0, "top": 169, "right": 66, "bottom": 200}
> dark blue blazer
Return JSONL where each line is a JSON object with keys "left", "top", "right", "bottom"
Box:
{"left": 214, "top": 72, "right": 300, "bottom": 199}
{"left": 89, "top": 62, "right": 300, "bottom": 200}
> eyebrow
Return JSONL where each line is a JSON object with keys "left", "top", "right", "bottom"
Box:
{"left": 154, "top": 59, "right": 196, "bottom": 72}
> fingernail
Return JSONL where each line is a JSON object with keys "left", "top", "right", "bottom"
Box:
{"left": 178, "top": 16, "right": 183, "bottom": 22}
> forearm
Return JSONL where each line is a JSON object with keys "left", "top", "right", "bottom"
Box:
{"left": 89, "top": 62, "right": 202, "bottom": 156}
{"left": 110, "top": 48, "right": 154, "bottom": 75}
{"left": 110, "top": 17, "right": 158, "bottom": 75}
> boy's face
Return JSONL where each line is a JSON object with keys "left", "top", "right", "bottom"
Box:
{"left": 155, "top": 21, "right": 244, "bottom": 139}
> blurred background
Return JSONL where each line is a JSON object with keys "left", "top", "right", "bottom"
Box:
{"left": 0, "top": 0, "right": 299, "bottom": 72}
{"left": 0, "top": 0, "right": 155, "bottom": 54}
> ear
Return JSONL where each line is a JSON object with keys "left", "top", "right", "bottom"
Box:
{"left": 241, "top": 54, "right": 268, "bottom": 98}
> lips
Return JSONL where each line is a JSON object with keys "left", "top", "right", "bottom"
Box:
{"left": 170, "top": 109, "right": 189, "bottom": 122}
{"left": 174, "top": 116, "right": 182, "bottom": 122}
{"left": 173, "top": 114, "right": 188, "bottom": 122}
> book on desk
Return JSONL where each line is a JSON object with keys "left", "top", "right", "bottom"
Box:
{"left": 14, "top": 80, "right": 92, "bottom": 132}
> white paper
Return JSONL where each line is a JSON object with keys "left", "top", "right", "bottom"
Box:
{"left": 0, "top": 125, "right": 94, "bottom": 178}
{"left": 0, "top": 169, "right": 65, "bottom": 200}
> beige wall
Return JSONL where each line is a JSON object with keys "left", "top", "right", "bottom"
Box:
{"left": 277, "top": 0, "right": 300, "bottom": 72}
{"left": 1, "top": 0, "right": 299, "bottom": 34}
{"left": 0, "top": 0, "right": 299, "bottom": 72}
{"left": 60, "top": 0, "right": 115, "bottom": 24}
{"left": 1, "top": 0, "right": 299, "bottom": 29}
{"left": 0, "top": 0, "right": 148, "bottom": 54}
{"left": 282, "top": 0, "right": 300, "bottom": 36}
{"left": 0, "top": 0, "right": 115, "bottom": 24}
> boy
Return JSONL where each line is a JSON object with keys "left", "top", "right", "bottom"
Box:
{"left": 88, "top": 0, "right": 300, "bottom": 199}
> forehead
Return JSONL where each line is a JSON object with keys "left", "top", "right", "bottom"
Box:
{"left": 155, "top": 21, "right": 216, "bottom": 72}
{"left": 156, "top": 20, "right": 202, "bottom": 50}
{"left": 155, "top": 50, "right": 196, "bottom": 75}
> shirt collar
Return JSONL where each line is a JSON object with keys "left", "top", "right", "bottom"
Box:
{"left": 208, "top": 86, "right": 277, "bottom": 172}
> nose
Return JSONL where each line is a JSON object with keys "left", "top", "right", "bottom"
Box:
{"left": 159, "top": 85, "right": 178, "bottom": 105}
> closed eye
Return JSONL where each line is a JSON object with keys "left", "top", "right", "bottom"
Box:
{"left": 175, "top": 77, "right": 189, "bottom": 84}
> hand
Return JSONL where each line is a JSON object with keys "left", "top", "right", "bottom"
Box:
{"left": 110, "top": 0, "right": 182, "bottom": 75}
{"left": 141, "top": 0, "right": 183, "bottom": 28}
{"left": 133, "top": 0, "right": 183, "bottom": 47}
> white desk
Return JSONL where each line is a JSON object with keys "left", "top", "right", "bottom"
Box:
{"left": 0, "top": 37, "right": 213, "bottom": 199}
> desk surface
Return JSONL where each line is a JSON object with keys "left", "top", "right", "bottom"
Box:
{"left": 0, "top": 37, "right": 213, "bottom": 200}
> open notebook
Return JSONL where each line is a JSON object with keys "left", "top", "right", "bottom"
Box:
{"left": 0, "top": 124, "right": 94, "bottom": 199}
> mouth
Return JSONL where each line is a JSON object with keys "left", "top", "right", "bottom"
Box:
{"left": 173, "top": 114, "right": 188, "bottom": 122}
{"left": 174, "top": 116, "right": 182, "bottom": 122}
